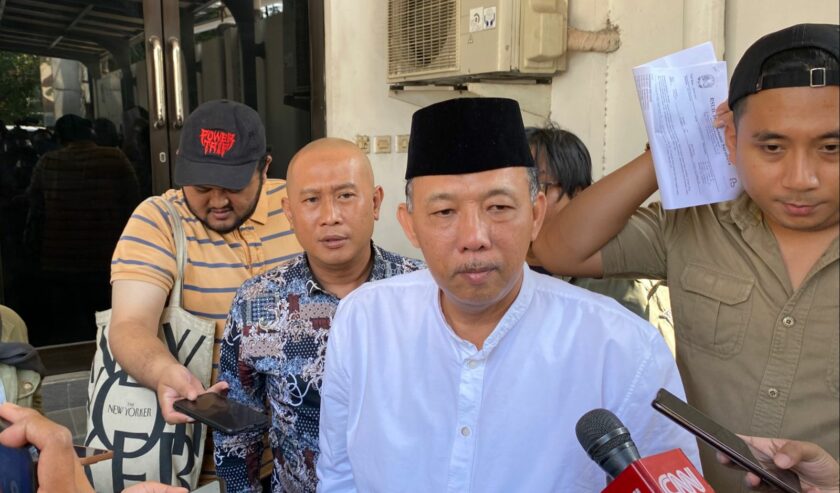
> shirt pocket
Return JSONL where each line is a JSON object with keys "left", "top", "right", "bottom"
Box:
{"left": 676, "top": 262, "right": 754, "bottom": 357}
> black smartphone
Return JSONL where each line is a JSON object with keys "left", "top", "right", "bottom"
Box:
{"left": 652, "top": 388, "right": 801, "bottom": 493}
{"left": 173, "top": 393, "right": 269, "bottom": 434}
{"left": 0, "top": 417, "right": 38, "bottom": 493}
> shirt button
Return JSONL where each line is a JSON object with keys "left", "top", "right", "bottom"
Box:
{"left": 460, "top": 426, "right": 471, "bottom": 437}
{"left": 467, "top": 360, "right": 479, "bottom": 369}
{"left": 782, "top": 316, "right": 795, "bottom": 328}
{"left": 768, "top": 387, "right": 779, "bottom": 399}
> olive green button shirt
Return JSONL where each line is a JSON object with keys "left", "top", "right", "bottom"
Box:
{"left": 602, "top": 193, "right": 839, "bottom": 492}
{"left": 565, "top": 276, "right": 675, "bottom": 355}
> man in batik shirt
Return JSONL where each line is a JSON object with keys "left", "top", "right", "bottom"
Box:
{"left": 214, "top": 138, "right": 423, "bottom": 492}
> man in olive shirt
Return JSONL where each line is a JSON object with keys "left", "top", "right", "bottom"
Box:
{"left": 532, "top": 23, "right": 839, "bottom": 491}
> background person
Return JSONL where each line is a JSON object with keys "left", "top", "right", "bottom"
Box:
{"left": 525, "top": 124, "right": 675, "bottom": 353}
{"left": 25, "top": 113, "right": 139, "bottom": 345}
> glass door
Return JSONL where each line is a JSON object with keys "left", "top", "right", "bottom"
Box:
{"left": 166, "top": 0, "right": 320, "bottom": 179}
{"left": 0, "top": 0, "right": 322, "bottom": 350}
{"left": 0, "top": 0, "right": 159, "bottom": 349}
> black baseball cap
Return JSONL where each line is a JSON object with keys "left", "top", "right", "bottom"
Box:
{"left": 175, "top": 100, "right": 266, "bottom": 190}
{"left": 729, "top": 23, "right": 839, "bottom": 107}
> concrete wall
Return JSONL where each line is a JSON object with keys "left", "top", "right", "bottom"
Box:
{"left": 324, "top": 0, "right": 838, "bottom": 258}
{"left": 725, "top": 0, "right": 839, "bottom": 77}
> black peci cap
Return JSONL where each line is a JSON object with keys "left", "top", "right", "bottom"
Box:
{"left": 175, "top": 100, "right": 266, "bottom": 190}
{"left": 729, "top": 23, "right": 839, "bottom": 107}
{"left": 405, "top": 97, "right": 534, "bottom": 180}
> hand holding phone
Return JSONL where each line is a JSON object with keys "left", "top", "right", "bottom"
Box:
{"left": 173, "top": 392, "right": 269, "bottom": 434}
{"left": 652, "top": 388, "right": 801, "bottom": 493}
{"left": 1, "top": 416, "right": 38, "bottom": 493}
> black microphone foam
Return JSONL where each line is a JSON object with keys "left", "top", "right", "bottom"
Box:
{"left": 576, "top": 408, "right": 641, "bottom": 479}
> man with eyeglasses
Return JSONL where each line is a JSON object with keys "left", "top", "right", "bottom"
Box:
{"left": 525, "top": 124, "right": 675, "bottom": 353}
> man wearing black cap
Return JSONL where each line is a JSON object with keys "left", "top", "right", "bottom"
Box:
{"left": 316, "top": 98, "right": 698, "bottom": 491}
{"left": 532, "top": 23, "right": 839, "bottom": 490}
{"left": 108, "top": 100, "right": 301, "bottom": 479}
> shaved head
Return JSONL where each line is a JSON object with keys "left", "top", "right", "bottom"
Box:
{"left": 287, "top": 138, "right": 374, "bottom": 193}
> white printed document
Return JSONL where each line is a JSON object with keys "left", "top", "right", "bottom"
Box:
{"left": 634, "top": 42, "right": 741, "bottom": 209}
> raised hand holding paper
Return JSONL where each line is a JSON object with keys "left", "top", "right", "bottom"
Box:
{"left": 634, "top": 42, "right": 741, "bottom": 209}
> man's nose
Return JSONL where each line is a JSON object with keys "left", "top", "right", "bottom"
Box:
{"left": 781, "top": 149, "right": 819, "bottom": 191}
{"left": 319, "top": 197, "right": 341, "bottom": 225}
{"left": 457, "top": 208, "right": 490, "bottom": 252}
{"left": 208, "top": 189, "right": 229, "bottom": 208}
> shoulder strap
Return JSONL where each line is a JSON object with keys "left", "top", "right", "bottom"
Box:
{"left": 159, "top": 198, "right": 187, "bottom": 309}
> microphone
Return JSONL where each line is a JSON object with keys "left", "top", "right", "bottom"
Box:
{"left": 576, "top": 409, "right": 714, "bottom": 493}
{"left": 576, "top": 408, "right": 642, "bottom": 480}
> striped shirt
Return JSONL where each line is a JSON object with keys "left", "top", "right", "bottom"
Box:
{"left": 110, "top": 178, "right": 302, "bottom": 479}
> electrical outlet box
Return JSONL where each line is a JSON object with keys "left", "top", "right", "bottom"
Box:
{"left": 374, "top": 135, "right": 392, "bottom": 154}
{"left": 355, "top": 135, "right": 370, "bottom": 154}
{"left": 396, "top": 134, "right": 410, "bottom": 153}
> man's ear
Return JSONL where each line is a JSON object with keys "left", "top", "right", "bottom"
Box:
{"left": 372, "top": 185, "right": 384, "bottom": 221}
{"left": 282, "top": 196, "right": 294, "bottom": 227}
{"left": 530, "top": 192, "right": 547, "bottom": 242}
{"left": 396, "top": 203, "right": 421, "bottom": 248}
{"left": 263, "top": 155, "right": 272, "bottom": 178}
{"left": 724, "top": 119, "right": 738, "bottom": 165}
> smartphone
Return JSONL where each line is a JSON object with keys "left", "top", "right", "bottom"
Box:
{"left": 74, "top": 444, "right": 114, "bottom": 465}
{"left": 173, "top": 393, "right": 269, "bottom": 434}
{"left": 0, "top": 417, "right": 38, "bottom": 493}
{"left": 652, "top": 388, "right": 801, "bottom": 493}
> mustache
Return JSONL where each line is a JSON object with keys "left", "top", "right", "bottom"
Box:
{"left": 454, "top": 260, "right": 499, "bottom": 274}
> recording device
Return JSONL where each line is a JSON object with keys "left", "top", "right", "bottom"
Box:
{"left": 173, "top": 392, "right": 269, "bottom": 434}
{"left": 652, "top": 388, "right": 801, "bottom": 493}
{"left": 0, "top": 417, "right": 38, "bottom": 493}
{"left": 576, "top": 408, "right": 714, "bottom": 493}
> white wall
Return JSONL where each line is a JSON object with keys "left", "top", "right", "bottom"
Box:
{"left": 725, "top": 0, "right": 839, "bottom": 78}
{"left": 325, "top": 0, "right": 422, "bottom": 257}
{"left": 323, "top": 0, "right": 838, "bottom": 258}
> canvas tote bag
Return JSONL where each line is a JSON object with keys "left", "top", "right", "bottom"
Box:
{"left": 85, "top": 198, "right": 215, "bottom": 492}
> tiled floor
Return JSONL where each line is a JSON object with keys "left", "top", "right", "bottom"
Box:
{"left": 41, "top": 370, "right": 90, "bottom": 443}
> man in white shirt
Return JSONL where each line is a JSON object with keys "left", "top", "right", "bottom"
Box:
{"left": 317, "top": 98, "right": 699, "bottom": 492}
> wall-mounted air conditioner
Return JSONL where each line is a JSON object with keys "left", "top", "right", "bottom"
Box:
{"left": 387, "top": 0, "right": 568, "bottom": 85}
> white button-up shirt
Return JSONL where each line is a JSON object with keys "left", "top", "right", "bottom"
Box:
{"left": 318, "top": 267, "right": 700, "bottom": 492}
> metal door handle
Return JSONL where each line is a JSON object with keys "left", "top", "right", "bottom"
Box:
{"left": 170, "top": 37, "right": 185, "bottom": 129}
{"left": 150, "top": 36, "right": 166, "bottom": 129}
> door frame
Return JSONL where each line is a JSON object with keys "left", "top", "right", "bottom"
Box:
{"left": 142, "top": 0, "right": 327, "bottom": 194}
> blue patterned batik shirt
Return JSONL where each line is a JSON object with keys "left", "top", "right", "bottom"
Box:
{"left": 214, "top": 243, "right": 424, "bottom": 493}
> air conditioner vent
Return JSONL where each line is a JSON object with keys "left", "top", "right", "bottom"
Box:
{"left": 388, "top": 0, "right": 458, "bottom": 78}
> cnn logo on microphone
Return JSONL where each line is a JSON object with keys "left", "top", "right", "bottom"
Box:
{"left": 657, "top": 467, "right": 707, "bottom": 493}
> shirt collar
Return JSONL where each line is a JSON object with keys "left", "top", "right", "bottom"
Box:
{"left": 723, "top": 192, "right": 763, "bottom": 231}
{"left": 723, "top": 191, "right": 839, "bottom": 263}
{"left": 247, "top": 181, "right": 271, "bottom": 225}
{"left": 303, "top": 241, "right": 385, "bottom": 297}
{"left": 437, "top": 263, "right": 536, "bottom": 358}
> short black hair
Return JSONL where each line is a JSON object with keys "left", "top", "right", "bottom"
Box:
{"left": 55, "top": 114, "right": 94, "bottom": 143}
{"left": 733, "top": 47, "right": 839, "bottom": 126}
{"left": 525, "top": 123, "right": 592, "bottom": 200}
